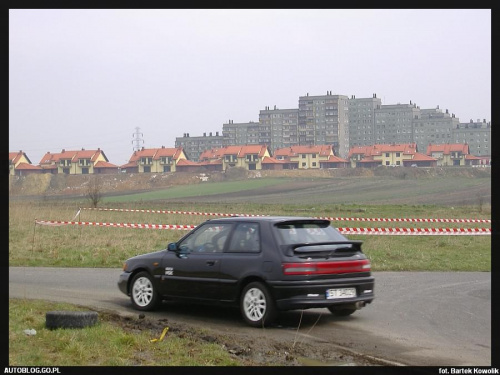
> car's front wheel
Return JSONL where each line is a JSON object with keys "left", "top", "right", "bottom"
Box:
{"left": 130, "top": 271, "right": 159, "bottom": 311}
{"left": 240, "top": 282, "right": 276, "bottom": 327}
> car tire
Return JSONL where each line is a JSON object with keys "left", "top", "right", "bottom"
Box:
{"left": 240, "top": 282, "right": 276, "bottom": 327}
{"left": 46, "top": 311, "right": 98, "bottom": 329}
{"left": 130, "top": 271, "right": 159, "bottom": 311}
{"left": 327, "top": 306, "right": 357, "bottom": 316}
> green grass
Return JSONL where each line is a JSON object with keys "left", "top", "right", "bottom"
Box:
{"left": 9, "top": 299, "right": 242, "bottom": 366}
{"left": 9, "top": 200, "right": 491, "bottom": 271}
{"left": 103, "top": 178, "right": 289, "bottom": 202}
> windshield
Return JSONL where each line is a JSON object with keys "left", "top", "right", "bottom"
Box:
{"left": 275, "top": 222, "right": 347, "bottom": 245}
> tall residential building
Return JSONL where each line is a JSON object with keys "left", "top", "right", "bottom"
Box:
{"left": 347, "top": 94, "right": 382, "bottom": 147}
{"left": 222, "top": 120, "right": 263, "bottom": 147}
{"left": 175, "top": 132, "right": 224, "bottom": 161}
{"left": 374, "top": 103, "right": 421, "bottom": 147}
{"left": 298, "top": 92, "right": 349, "bottom": 157}
{"left": 177, "top": 91, "right": 491, "bottom": 161}
{"left": 413, "top": 107, "right": 459, "bottom": 152}
{"left": 452, "top": 119, "right": 491, "bottom": 156}
{"left": 258, "top": 106, "right": 299, "bottom": 152}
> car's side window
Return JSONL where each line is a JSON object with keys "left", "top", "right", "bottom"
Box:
{"left": 227, "top": 223, "right": 260, "bottom": 253}
{"left": 179, "top": 224, "right": 232, "bottom": 253}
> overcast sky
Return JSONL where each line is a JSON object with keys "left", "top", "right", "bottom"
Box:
{"left": 9, "top": 9, "right": 491, "bottom": 166}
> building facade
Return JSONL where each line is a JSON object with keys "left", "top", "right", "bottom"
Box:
{"left": 122, "top": 146, "right": 187, "bottom": 173}
{"left": 274, "top": 145, "right": 338, "bottom": 169}
{"left": 38, "top": 148, "right": 111, "bottom": 175}
{"left": 452, "top": 119, "right": 491, "bottom": 157}
{"left": 374, "top": 103, "right": 420, "bottom": 145}
{"left": 426, "top": 143, "right": 481, "bottom": 167}
{"left": 175, "top": 132, "right": 224, "bottom": 162}
{"left": 347, "top": 94, "right": 381, "bottom": 148}
{"left": 412, "top": 107, "right": 459, "bottom": 152}
{"left": 258, "top": 106, "right": 299, "bottom": 152}
{"left": 298, "top": 92, "right": 350, "bottom": 158}
{"left": 9, "top": 151, "right": 34, "bottom": 175}
{"left": 222, "top": 120, "right": 263, "bottom": 147}
{"left": 347, "top": 143, "right": 437, "bottom": 168}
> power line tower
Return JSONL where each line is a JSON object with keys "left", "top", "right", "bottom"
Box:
{"left": 132, "top": 127, "right": 144, "bottom": 152}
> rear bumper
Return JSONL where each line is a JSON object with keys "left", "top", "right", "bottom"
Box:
{"left": 117, "top": 272, "right": 131, "bottom": 295}
{"left": 268, "top": 276, "right": 374, "bottom": 311}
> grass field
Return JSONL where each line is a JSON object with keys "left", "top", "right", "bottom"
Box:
{"left": 99, "top": 175, "right": 491, "bottom": 206}
{"left": 9, "top": 198, "right": 491, "bottom": 271}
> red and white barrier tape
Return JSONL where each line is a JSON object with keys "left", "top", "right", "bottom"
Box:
{"left": 35, "top": 220, "right": 491, "bottom": 235}
{"left": 80, "top": 207, "right": 490, "bottom": 224}
{"left": 81, "top": 207, "right": 264, "bottom": 217}
{"left": 316, "top": 217, "right": 490, "bottom": 224}
{"left": 336, "top": 227, "right": 491, "bottom": 236}
{"left": 35, "top": 220, "right": 196, "bottom": 230}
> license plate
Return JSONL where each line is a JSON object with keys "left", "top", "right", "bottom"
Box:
{"left": 326, "top": 288, "right": 356, "bottom": 299}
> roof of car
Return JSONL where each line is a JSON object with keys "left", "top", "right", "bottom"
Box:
{"left": 205, "top": 216, "right": 330, "bottom": 223}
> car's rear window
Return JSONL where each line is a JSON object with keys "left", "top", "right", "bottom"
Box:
{"left": 275, "top": 222, "right": 346, "bottom": 245}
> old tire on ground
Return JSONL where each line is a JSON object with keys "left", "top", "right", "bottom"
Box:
{"left": 46, "top": 311, "right": 98, "bottom": 329}
{"left": 240, "top": 281, "right": 277, "bottom": 327}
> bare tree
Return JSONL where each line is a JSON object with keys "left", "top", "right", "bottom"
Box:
{"left": 86, "top": 175, "right": 103, "bottom": 208}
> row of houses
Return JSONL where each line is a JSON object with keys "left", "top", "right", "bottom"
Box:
{"left": 9, "top": 143, "right": 488, "bottom": 177}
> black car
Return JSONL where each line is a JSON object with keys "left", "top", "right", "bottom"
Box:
{"left": 118, "top": 216, "right": 374, "bottom": 327}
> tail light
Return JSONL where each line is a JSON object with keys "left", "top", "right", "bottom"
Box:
{"left": 282, "top": 259, "right": 371, "bottom": 275}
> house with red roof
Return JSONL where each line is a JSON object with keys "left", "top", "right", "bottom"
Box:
{"left": 426, "top": 143, "right": 481, "bottom": 166}
{"left": 186, "top": 145, "right": 272, "bottom": 171}
{"left": 38, "top": 148, "right": 116, "bottom": 174}
{"left": 9, "top": 151, "right": 42, "bottom": 176}
{"left": 220, "top": 145, "right": 271, "bottom": 170}
{"left": 273, "top": 145, "right": 340, "bottom": 169}
{"left": 122, "top": 146, "right": 187, "bottom": 173}
{"left": 347, "top": 143, "right": 437, "bottom": 168}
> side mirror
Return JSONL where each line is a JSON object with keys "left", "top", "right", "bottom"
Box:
{"left": 167, "top": 242, "right": 177, "bottom": 252}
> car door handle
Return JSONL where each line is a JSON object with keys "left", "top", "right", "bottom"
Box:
{"left": 206, "top": 260, "right": 216, "bottom": 266}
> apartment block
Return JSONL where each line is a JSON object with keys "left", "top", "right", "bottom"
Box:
{"left": 175, "top": 131, "right": 224, "bottom": 161}
{"left": 374, "top": 103, "right": 421, "bottom": 146}
{"left": 298, "top": 92, "right": 349, "bottom": 158}
{"left": 452, "top": 119, "right": 491, "bottom": 157}
{"left": 413, "top": 107, "right": 459, "bottom": 152}
{"left": 347, "top": 94, "right": 381, "bottom": 147}
{"left": 258, "top": 106, "right": 299, "bottom": 152}
{"left": 222, "top": 120, "right": 263, "bottom": 148}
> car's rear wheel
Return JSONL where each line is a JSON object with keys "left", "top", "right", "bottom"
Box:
{"left": 240, "top": 282, "right": 276, "bottom": 327}
{"left": 130, "top": 271, "right": 159, "bottom": 311}
{"left": 327, "top": 306, "right": 357, "bottom": 316}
